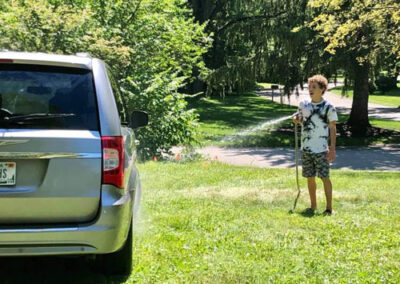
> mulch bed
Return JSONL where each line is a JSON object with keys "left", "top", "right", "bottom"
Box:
{"left": 336, "top": 123, "right": 400, "bottom": 138}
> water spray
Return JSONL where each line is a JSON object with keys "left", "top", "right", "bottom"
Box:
{"left": 220, "top": 114, "right": 293, "bottom": 143}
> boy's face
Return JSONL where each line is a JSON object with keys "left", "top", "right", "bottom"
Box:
{"left": 309, "top": 82, "right": 324, "bottom": 102}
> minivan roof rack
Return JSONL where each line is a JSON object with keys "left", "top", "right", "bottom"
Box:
{"left": 75, "top": 52, "right": 92, "bottom": 58}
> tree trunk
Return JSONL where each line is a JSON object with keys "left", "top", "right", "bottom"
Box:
{"left": 187, "top": 0, "right": 215, "bottom": 95}
{"left": 347, "top": 62, "right": 370, "bottom": 136}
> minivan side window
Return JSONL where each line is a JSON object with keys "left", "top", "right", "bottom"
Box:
{"left": 106, "top": 69, "right": 127, "bottom": 123}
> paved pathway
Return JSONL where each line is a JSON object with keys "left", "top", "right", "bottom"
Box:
{"left": 258, "top": 83, "right": 400, "bottom": 121}
{"left": 195, "top": 145, "right": 400, "bottom": 171}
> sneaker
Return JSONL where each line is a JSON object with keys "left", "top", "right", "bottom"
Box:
{"left": 305, "top": 207, "right": 316, "bottom": 213}
{"left": 301, "top": 207, "right": 316, "bottom": 216}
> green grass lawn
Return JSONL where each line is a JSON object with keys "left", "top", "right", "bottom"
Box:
{"left": 338, "top": 113, "right": 400, "bottom": 132}
{"left": 1, "top": 158, "right": 399, "bottom": 282}
{"left": 188, "top": 93, "right": 400, "bottom": 148}
{"left": 331, "top": 86, "right": 400, "bottom": 107}
{"left": 370, "top": 118, "right": 400, "bottom": 132}
{"left": 257, "top": 82, "right": 283, "bottom": 89}
{"left": 329, "top": 76, "right": 345, "bottom": 82}
{"left": 188, "top": 93, "right": 297, "bottom": 146}
{"left": 9, "top": 161, "right": 397, "bottom": 283}
{"left": 126, "top": 161, "right": 400, "bottom": 282}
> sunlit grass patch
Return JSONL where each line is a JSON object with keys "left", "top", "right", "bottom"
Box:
{"left": 370, "top": 118, "right": 400, "bottom": 132}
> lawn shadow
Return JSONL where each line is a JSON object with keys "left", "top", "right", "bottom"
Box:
{"left": 298, "top": 208, "right": 316, "bottom": 218}
{"left": 368, "top": 107, "right": 400, "bottom": 120}
{"left": 0, "top": 256, "right": 130, "bottom": 283}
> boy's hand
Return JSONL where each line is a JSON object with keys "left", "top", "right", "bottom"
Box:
{"left": 292, "top": 113, "right": 302, "bottom": 124}
{"left": 327, "top": 148, "right": 336, "bottom": 163}
{"left": 292, "top": 117, "right": 300, "bottom": 124}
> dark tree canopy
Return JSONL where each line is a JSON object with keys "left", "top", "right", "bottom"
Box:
{"left": 190, "top": 0, "right": 324, "bottom": 96}
{"left": 190, "top": 0, "right": 400, "bottom": 135}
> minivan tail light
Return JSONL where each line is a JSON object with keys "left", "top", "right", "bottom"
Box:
{"left": 101, "top": 136, "right": 124, "bottom": 188}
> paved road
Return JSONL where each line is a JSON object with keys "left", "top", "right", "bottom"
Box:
{"left": 195, "top": 145, "right": 400, "bottom": 171}
{"left": 259, "top": 83, "right": 400, "bottom": 121}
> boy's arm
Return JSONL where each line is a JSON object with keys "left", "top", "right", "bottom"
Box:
{"left": 292, "top": 103, "right": 303, "bottom": 124}
{"left": 328, "top": 121, "right": 336, "bottom": 162}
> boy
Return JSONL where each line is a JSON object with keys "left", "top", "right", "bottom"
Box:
{"left": 292, "top": 75, "right": 338, "bottom": 215}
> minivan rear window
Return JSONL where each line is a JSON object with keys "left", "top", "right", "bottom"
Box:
{"left": 0, "top": 64, "right": 99, "bottom": 130}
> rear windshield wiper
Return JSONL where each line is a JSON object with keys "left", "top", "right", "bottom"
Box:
{"left": 2, "top": 113, "right": 76, "bottom": 122}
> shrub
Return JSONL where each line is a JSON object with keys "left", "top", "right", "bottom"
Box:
{"left": 368, "top": 80, "right": 377, "bottom": 93}
{"left": 375, "top": 75, "right": 398, "bottom": 93}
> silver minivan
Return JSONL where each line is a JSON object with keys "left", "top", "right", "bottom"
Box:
{"left": 0, "top": 51, "right": 148, "bottom": 274}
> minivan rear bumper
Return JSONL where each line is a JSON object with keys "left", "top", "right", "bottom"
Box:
{"left": 0, "top": 185, "right": 136, "bottom": 256}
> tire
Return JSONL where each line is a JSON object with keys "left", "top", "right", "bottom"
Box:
{"left": 95, "top": 222, "right": 133, "bottom": 276}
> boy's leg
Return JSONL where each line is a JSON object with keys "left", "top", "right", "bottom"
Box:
{"left": 302, "top": 152, "right": 317, "bottom": 210}
{"left": 315, "top": 152, "right": 332, "bottom": 211}
{"left": 321, "top": 178, "right": 332, "bottom": 211}
{"left": 307, "top": 177, "right": 317, "bottom": 210}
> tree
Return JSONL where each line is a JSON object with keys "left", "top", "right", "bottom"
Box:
{"left": 189, "top": 0, "right": 337, "bottom": 100}
{"left": 190, "top": 0, "right": 399, "bottom": 136}
{"left": 304, "top": 0, "right": 400, "bottom": 135}
{"left": 0, "top": 0, "right": 211, "bottom": 159}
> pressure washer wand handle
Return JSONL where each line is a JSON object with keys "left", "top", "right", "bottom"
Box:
{"left": 291, "top": 122, "right": 301, "bottom": 212}
{"left": 292, "top": 111, "right": 303, "bottom": 125}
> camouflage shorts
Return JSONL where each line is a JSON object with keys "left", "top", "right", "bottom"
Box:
{"left": 301, "top": 152, "right": 330, "bottom": 178}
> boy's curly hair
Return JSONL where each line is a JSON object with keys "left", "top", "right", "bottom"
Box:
{"left": 308, "top": 75, "right": 328, "bottom": 94}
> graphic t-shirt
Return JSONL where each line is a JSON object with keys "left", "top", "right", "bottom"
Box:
{"left": 298, "top": 99, "right": 338, "bottom": 154}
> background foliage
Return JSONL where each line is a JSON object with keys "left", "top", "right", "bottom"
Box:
{"left": 190, "top": 0, "right": 400, "bottom": 134}
{"left": 190, "top": 0, "right": 319, "bottom": 96}
{"left": 0, "top": 0, "right": 211, "bottom": 159}
{"left": 1, "top": 0, "right": 399, "bottom": 151}
{"left": 304, "top": 0, "right": 400, "bottom": 133}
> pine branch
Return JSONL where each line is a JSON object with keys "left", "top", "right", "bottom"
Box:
{"left": 207, "top": 0, "right": 229, "bottom": 22}
{"left": 216, "top": 10, "right": 288, "bottom": 35}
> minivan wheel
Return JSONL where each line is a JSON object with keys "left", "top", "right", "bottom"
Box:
{"left": 95, "top": 222, "right": 133, "bottom": 276}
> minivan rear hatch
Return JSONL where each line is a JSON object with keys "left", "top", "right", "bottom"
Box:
{"left": 0, "top": 63, "right": 101, "bottom": 224}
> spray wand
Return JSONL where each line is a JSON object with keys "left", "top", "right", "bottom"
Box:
{"left": 289, "top": 112, "right": 302, "bottom": 214}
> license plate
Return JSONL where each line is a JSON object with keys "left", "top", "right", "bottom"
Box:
{"left": 0, "top": 162, "right": 16, "bottom": 185}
